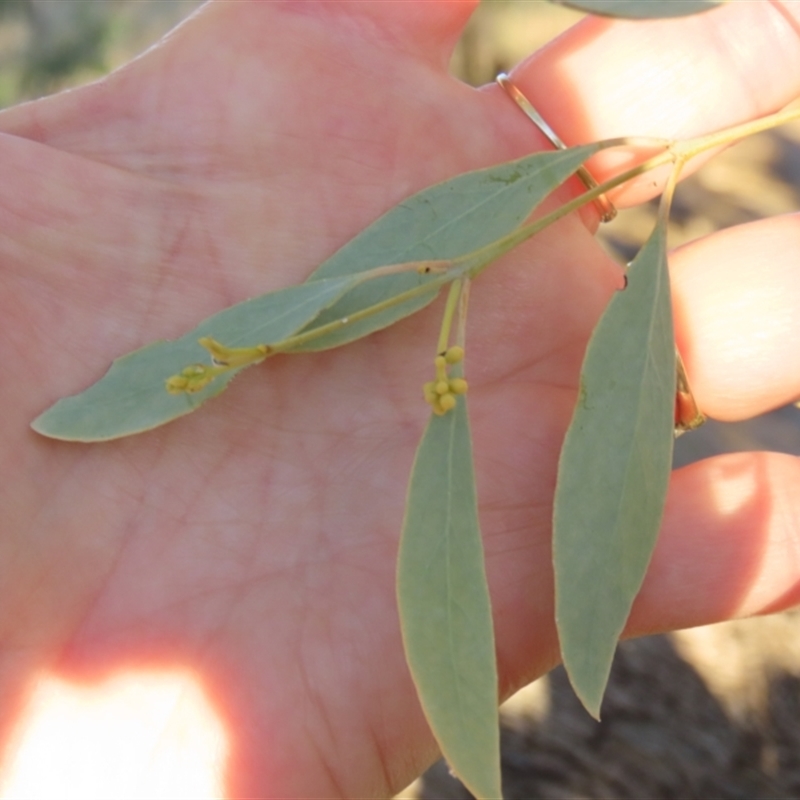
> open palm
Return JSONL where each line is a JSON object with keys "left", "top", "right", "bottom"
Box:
{"left": 4, "top": 2, "right": 800, "bottom": 797}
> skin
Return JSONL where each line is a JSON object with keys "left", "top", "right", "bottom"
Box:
{"left": 2, "top": 0, "right": 800, "bottom": 796}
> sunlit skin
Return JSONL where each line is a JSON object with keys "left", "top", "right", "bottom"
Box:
{"left": 0, "top": 670, "right": 226, "bottom": 799}
{"left": 3, "top": 1, "right": 800, "bottom": 797}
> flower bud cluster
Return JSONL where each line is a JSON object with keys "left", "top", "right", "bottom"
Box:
{"left": 422, "top": 346, "right": 468, "bottom": 415}
{"left": 165, "top": 337, "right": 271, "bottom": 395}
{"left": 165, "top": 364, "right": 219, "bottom": 395}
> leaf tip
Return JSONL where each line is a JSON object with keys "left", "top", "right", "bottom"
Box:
{"left": 29, "top": 414, "right": 54, "bottom": 439}
{"left": 563, "top": 664, "right": 605, "bottom": 721}
{"left": 29, "top": 412, "right": 84, "bottom": 443}
{"left": 580, "top": 696, "right": 603, "bottom": 722}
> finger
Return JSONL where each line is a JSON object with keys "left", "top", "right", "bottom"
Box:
{"left": 497, "top": 2, "right": 800, "bottom": 207}
{"left": 628, "top": 450, "right": 800, "bottom": 637}
{"left": 670, "top": 213, "right": 800, "bottom": 421}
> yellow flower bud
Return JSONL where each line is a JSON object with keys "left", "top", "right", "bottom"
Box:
{"left": 445, "top": 346, "right": 464, "bottom": 365}
{"left": 438, "top": 393, "right": 456, "bottom": 412}
{"left": 165, "top": 375, "right": 189, "bottom": 394}
{"left": 165, "top": 364, "right": 216, "bottom": 394}
{"left": 199, "top": 337, "right": 269, "bottom": 367}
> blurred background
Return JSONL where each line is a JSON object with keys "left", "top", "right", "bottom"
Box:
{"left": 0, "top": 0, "right": 201, "bottom": 105}
{"left": 4, "top": 2, "right": 800, "bottom": 798}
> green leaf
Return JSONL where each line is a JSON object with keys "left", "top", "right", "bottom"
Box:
{"left": 33, "top": 144, "right": 601, "bottom": 442}
{"left": 552, "top": 0, "right": 725, "bottom": 18}
{"left": 291, "top": 144, "right": 601, "bottom": 351}
{"left": 31, "top": 275, "right": 361, "bottom": 441}
{"left": 397, "top": 398, "right": 501, "bottom": 800}
{"left": 552, "top": 219, "right": 675, "bottom": 718}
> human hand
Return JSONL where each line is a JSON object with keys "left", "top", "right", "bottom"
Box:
{"left": 2, "top": 2, "right": 800, "bottom": 797}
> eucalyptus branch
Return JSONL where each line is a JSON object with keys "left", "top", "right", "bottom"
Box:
{"left": 456, "top": 105, "right": 800, "bottom": 282}
{"left": 273, "top": 273, "right": 454, "bottom": 354}
{"left": 675, "top": 104, "right": 800, "bottom": 160}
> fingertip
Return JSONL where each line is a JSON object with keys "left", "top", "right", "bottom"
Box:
{"left": 671, "top": 214, "right": 800, "bottom": 421}
{"left": 629, "top": 451, "right": 800, "bottom": 636}
{"left": 507, "top": 2, "right": 800, "bottom": 207}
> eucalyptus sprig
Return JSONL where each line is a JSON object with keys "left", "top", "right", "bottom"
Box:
{"left": 30, "top": 2, "right": 800, "bottom": 796}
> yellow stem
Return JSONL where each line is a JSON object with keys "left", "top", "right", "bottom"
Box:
{"left": 272, "top": 275, "right": 453, "bottom": 353}
{"left": 675, "top": 105, "right": 800, "bottom": 161}
{"left": 438, "top": 280, "right": 463, "bottom": 355}
{"left": 172, "top": 104, "right": 800, "bottom": 393}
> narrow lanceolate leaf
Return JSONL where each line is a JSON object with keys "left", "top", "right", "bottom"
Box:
{"left": 397, "top": 398, "right": 501, "bottom": 800}
{"left": 552, "top": 0, "right": 725, "bottom": 19}
{"left": 553, "top": 219, "right": 675, "bottom": 718}
{"left": 31, "top": 275, "right": 360, "bottom": 441}
{"left": 33, "top": 145, "right": 601, "bottom": 442}
{"left": 291, "top": 144, "right": 601, "bottom": 351}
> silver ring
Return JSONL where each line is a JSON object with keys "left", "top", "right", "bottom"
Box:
{"left": 496, "top": 73, "right": 617, "bottom": 223}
